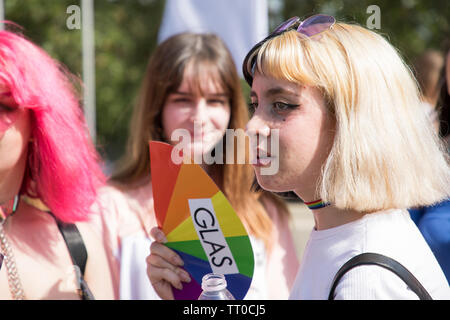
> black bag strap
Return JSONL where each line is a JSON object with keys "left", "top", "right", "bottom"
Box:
{"left": 328, "top": 252, "right": 432, "bottom": 300}
{"left": 51, "top": 214, "right": 95, "bottom": 300}
{"left": 55, "top": 220, "right": 88, "bottom": 275}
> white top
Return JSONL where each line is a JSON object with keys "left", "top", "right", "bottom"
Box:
{"left": 289, "top": 209, "right": 450, "bottom": 300}
{"left": 119, "top": 234, "right": 160, "bottom": 300}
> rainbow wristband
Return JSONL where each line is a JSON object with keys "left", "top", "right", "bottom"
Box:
{"left": 304, "top": 199, "right": 330, "bottom": 210}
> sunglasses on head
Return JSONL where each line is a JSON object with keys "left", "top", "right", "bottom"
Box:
{"left": 243, "top": 14, "right": 336, "bottom": 85}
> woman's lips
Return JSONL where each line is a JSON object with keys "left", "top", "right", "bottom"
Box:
{"left": 251, "top": 148, "right": 274, "bottom": 167}
{"left": 254, "top": 156, "right": 272, "bottom": 167}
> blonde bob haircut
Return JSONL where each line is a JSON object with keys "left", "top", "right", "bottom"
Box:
{"left": 244, "top": 22, "right": 450, "bottom": 212}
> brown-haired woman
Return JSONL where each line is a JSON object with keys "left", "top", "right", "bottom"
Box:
{"left": 99, "top": 32, "right": 299, "bottom": 300}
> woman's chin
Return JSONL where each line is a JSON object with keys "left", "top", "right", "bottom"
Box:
{"left": 254, "top": 170, "right": 292, "bottom": 193}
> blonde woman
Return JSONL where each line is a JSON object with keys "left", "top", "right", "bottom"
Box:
{"left": 99, "top": 32, "right": 298, "bottom": 300}
{"left": 148, "top": 15, "right": 450, "bottom": 299}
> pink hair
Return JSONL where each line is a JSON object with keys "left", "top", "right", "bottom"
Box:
{"left": 0, "top": 27, "right": 106, "bottom": 223}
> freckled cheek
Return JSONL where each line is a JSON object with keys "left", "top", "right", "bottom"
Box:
{"left": 277, "top": 145, "right": 302, "bottom": 173}
{"left": 276, "top": 129, "right": 313, "bottom": 164}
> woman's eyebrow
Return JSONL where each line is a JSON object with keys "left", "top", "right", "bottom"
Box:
{"left": 265, "top": 87, "right": 300, "bottom": 98}
{"left": 172, "top": 91, "right": 192, "bottom": 96}
{"left": 173, "top": 91, "right": 227, "bottom": 97}
{"left": 206, "top": 93, "right": 228, "bottom": 98}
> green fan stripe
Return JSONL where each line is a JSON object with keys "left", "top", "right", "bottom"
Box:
{"left": 225, "top": 235, "right": 254, "bottom": 278}
{"left": 166, "top": 240, "right": 208, "bottom": 262}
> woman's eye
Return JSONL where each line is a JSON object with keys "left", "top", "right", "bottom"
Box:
{"left": 273, "top": 102, "right": 299, "bottom": 112}
{"left": 0, "top": 103, "right": 14, "bottom": 112}
{"left": 207, "top": 99, "right": 226, "bottom": 105}
{"left": 248, "top": 102, "right": 258, "bottom": 111}
{"left": 173, "top": 98, "right": 190, "bottom": 103}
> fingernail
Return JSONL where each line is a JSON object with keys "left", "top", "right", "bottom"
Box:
{"left": 178, "top": 269, "right": 191, "bottom": 283}
{"left": 157, "top": 233, "right": 167, "bottom": 244}
{"left": 173, "top": 255, "right": 184, "bottom": 266}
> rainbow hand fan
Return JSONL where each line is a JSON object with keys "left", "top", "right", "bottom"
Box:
{"left": 149, "top": 141, "right": 254, "bottom": 300}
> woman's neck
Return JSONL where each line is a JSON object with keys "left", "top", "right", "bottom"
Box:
{"left": 310, "top": 205, "right": 367, "bottom": 230}
{"left": 295, "top": 191, "right": 366, "bottom": 230}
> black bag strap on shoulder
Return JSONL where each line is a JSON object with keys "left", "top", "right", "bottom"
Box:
{"left": 51, "top": 214, "right": 95, "bottom": 300}
{"left": 328, "top": 252, "right": 432, "bottom": 300}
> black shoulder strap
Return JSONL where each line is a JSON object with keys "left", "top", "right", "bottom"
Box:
{"left": 328, "top": 252, "right": 432, "bottom": 300}
{"left": 51, "top": 214, "right": 95, "bottom": 300}
{"left": 54, "top": 220, "right": 88, "bottom": 275}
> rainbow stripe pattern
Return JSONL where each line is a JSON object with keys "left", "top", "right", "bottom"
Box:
{"left": 304, "top": 199, "right": 330, "bottom": 210}
{"left": 149, "top": 141, "right": 254, "bottom": 300}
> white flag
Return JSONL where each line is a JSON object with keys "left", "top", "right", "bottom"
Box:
{"left": 158, "top": 0, "right": 268, "bottom": 77}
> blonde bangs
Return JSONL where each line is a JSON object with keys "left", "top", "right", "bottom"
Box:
{"left": 254, "top": 30, "right": 318, "bottom": 86}
{"left": 184, "top": 59, "right": 230, "bottom": 98}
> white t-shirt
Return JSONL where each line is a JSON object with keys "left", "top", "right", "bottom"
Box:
{"left": 289, "top": 209, "right": 450, "bottom": 300}
{"left": 119, "top": 234, "right": 160, "bottom": 300}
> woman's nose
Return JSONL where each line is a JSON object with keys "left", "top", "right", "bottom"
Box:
{"left": 190, "top": 98, "right": 208, "bottom": 123}
{"left": 245, "top": 115, "right": 270, "bottom": 137}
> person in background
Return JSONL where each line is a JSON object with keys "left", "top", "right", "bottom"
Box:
{"left": 437, "top": 46, "right": 450, "bottom": 149}
{"left": 148, "top": 15, "right": 450, "bottom": 299}
{"left": 409, "top": 44, "right": 450, "bottom": 284}
{"left": 100, "top": 32, "right": 299, "bottom": 300}
{"left": 0, "top": 27, "right": 118, "bottom": 299}
{"left": 413, "top": 50, "right": 444, "bottom": 132}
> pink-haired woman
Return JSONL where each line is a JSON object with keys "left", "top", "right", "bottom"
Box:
{"left": 0, "top": 28, "right": 118, "bottom": 299}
